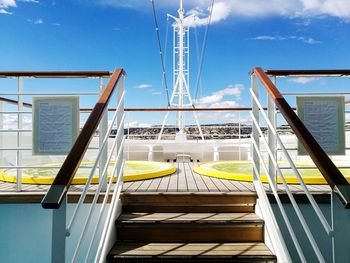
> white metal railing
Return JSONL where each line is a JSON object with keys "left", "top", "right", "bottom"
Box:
{"left": 250, "top": 69, "right": 350, "bottom": 263}
{"left": 0, "top": 71, "right": 126, "bottom": 262}
{"left": 124, "top": 110, "right": 252, "bottom": 162}
{"left": 60, "top": 75, "right": 125, "bottom": 263}
{"left": 0, "top": 77, "right": 105, "bottom": 192}
{"left": 70, "top": 90, "right": 125, "bottom": 262}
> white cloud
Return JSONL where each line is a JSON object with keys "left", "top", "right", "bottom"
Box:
{"left": 196, "top": 84, "right": 243, "bottom": 109}
{"left": 0, "top": 0, "right": 16, "bottom": 14}
{"left": 124, "top": 121, "right": 152, "bottom": 128}
{"left": 152, "top": 91, "right": 162, "bottom": 95}
{"left": 253, "top": 35, "right": 286, "bottom": 41}
{"left": 0, "top": 0, "right": 16, "bottom": 8}
{"left": 185, "top": 2, "right": 231, "bottom": 27}
{"left": 97, "top": 0, "right": 350, "bottom": 23}
{"left": 2, "top": 114, "right": 31, "bottom": 129}
{"left": 34, "top": 18, "right": 43, "bottom": 24}
{"left": 52, "top": 23, "right": 60, "bottom": 26}
{"left": 250, "top": 35, "right": 321, "bottom": 44}
{"left": 20, "top": 0, "right": 39, "bottom": 3}
{"left": 288, "top": 77, "right": 320, "bottom": 84}
{"left": 135, "top": 83, "right": 152, "bottom": 89}
{"left": 0, "top": 8, "right": 11, "bottom": 14}
{"left": 0, "top": 0, "right": 39, "bottom": 15}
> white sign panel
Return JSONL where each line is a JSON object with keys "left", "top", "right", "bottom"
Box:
{"left": 33, "top": 96, "right": 79, "bottom": 155}
{"left": 297, "top": 96, "right": 345, "bottom": 155}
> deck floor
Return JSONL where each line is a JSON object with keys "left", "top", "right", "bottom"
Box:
{"left": 123, "top": 162, "right": 331, "bottom": 193}
{"left": 0, "top": 161, "right": 331, "bottom": 194}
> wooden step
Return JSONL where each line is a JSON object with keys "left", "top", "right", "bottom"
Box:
{"left": 116, "top": 212, "right": 264, "bottom": 242}
{"left": 107, "top": 242, "right": 277, "bottom": 263}
{"left": 121, "top": 192, "right": 257, "bottom": 213}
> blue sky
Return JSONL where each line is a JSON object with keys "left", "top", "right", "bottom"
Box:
{"left": 0, "top": 0, "right": 350, "bottom": 123}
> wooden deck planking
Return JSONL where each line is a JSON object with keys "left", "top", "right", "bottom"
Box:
{"left": 177, "top": 162, "right": 188, "bottom": 192}
{"left": 0, "top": 161, "right": 332, "bottom": 195}
{"left": 157, "top": 173, "right": 171, "bottom": 192}
{"left": 137, "top": 179, "right": 153, "bottom": 192}
{"left": 125, "top": 181, "right": 143, "bottom": 192}
{"left": 167, "top": 162, "right": 179, "bottom": 192}
{"left": 183, "top": 162, "right": 198, "bottom": 192}
{"left": 189, "top": 163, "right": 209, "bottom": 192}
{"left": 209, "top": 176, "right": 230, "bottom": 192}
{"left": 147, "top": 177, "right": 162, "bottom": 192}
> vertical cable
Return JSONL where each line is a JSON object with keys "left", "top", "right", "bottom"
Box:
{"left": 194, "top": 0, "right": 215, "bottom": 103}
{"left": 151, "top": 0, "right": 171, "bottom": 106}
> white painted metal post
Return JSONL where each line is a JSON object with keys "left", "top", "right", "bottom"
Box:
{"left": 331, "top": 189, "right": 350, "bottom": 263}
{"left": 127, "top": 111, "right": 130, "bottom": 160}
{"left": 251, "top": 75, "right": 260, "bottom": 181}
{"left": 52, "top": 195, "right": 67, "bottom": 263}
{"left": 99, "top": 77, "right": 108, "bottom": 191}
{"left": 238, "top": 112, "right": 241, "bottom": 160}
{"left": 17, "top": 77, "right": 23, "bottom": 191}
{"left": 213, "top": 146, "right": 219, "bottom": 161}
{"left": 0, "top": 101, "right": 3, "bottom": 165}
{"left": 268, "top": 76, "right": 277, "bottom": 189}
{"left": 116, "top": 76, "right": 125, "bottom": 180}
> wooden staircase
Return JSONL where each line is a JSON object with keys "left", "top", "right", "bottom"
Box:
{"left": 107, "top": 193, "right": 277, "bottom": 262}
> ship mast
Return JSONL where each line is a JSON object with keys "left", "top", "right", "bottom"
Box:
{"left": 159, "top": 0, "right": 204, "bottom": 140}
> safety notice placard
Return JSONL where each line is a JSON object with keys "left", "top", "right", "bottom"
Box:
{"left": 32, "top": 96, "right": 79, "bottom": 155}
{"left": 297, "top": 96, "right": 345, "bottom": 155}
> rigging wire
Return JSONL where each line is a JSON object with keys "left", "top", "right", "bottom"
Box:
{"left": 151, "top": 0, "right": 171, "bottom": 106}
{"left": 194, "top": 0, "right": 215, "bottom": 105}
{"left": 193, "top": 16, "right": 203, "bottom": 104}
{"left": 161, "top": 15, "right": 170, "bottom": 103}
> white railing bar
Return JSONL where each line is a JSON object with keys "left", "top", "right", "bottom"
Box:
{"left": 250, "top": 146, "right": 307, "bottom": 263}
{"left": 277, "top": 110, "right": 350, "bottom": 114}
{"left": 252, "top": 165, "right": 292, "bottom": 262}
{"left": 0, "top": 92, "right": 100, "bottom": 96}
{"left": 0, "top": 129, "right": 32, "bottom": 132}
{"left": 251, "top": 113, "right": 332, "bottom": 235}
{"left": 85, "top": 159, "right": 125, "bottom": 262}
{"left": 71, "top": 137, "right": 125, "bottom": 263}
{"left": 0, "top": 111, "right": 32, "bottom": 114}
{"left": 278, "top": 147, "right": 350, "bottom": 151}
{"left": 0, "top": 148, "right": 32, "bottom": 151}
{"left": 280, "top": 166, "right": 350, "bottom": 170}
{"left": 0, "top": 111, "right": 94, "bottom": 114}
{"left": 282, "top": 92, "right": 350, "bottom": 96}
{"left": 67, "top": 111, "right": 125, "bottom": 233}
{"left": 254, "top": 128, "right": 327, "bottom": 261}
{"left": 251, "top": 90, "right": 333, "bottom": 233}
{"left": 66, "top": 91, "right": 125, "bottom": 232}
{"left": 0, "top": 147, "right": 100, "bottom": 151}
{"left": 94, "top": 172, "right": 123, "bottom": 262}
{"left": 0, "top": 166, "right": 94, "bottom": 169}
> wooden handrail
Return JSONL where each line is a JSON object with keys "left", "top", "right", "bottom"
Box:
{"left": 0, "top": 71, "right": 111, "bottom": 78}
{"left": 41, "top": 68, "right": 125, "bottom": 209}
{"left": 0, "top": 97, "right": 32, "bottom": 108}
{"left": 253, "top": 67, "right": 350, "bottom": 208}
{"left": 265, "top": 69, "right": 350, "bottom": 77}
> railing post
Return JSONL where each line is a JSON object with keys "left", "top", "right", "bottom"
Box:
{"left": 0, "top": 101, "right": 3, "bottom": 165}
{"left": 238, "top": 112, "right": 241, "bottom": 160}
{"left": 268, "top": 76, "right": 277, "bottom": 189}
{"left": 52, "top": 194, "right": 67, "bottom": 263}
{"left": 99, "top": 77, "right": 108, "bottom": 191}
{"left": 331, "top": 187, "right": 350, "bottom": 263}
{"left": 17, "top": 77, "right": 23, "bottom": 192}
{"left": 116, "top": 75, "right": 125, "bottom": 179}
{"left": 251, "top": 74, "right": 260, "bottom": 181}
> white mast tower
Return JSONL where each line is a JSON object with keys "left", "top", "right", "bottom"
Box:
{"left": 158, "top": 0, "right": 204, "bottom": 141}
